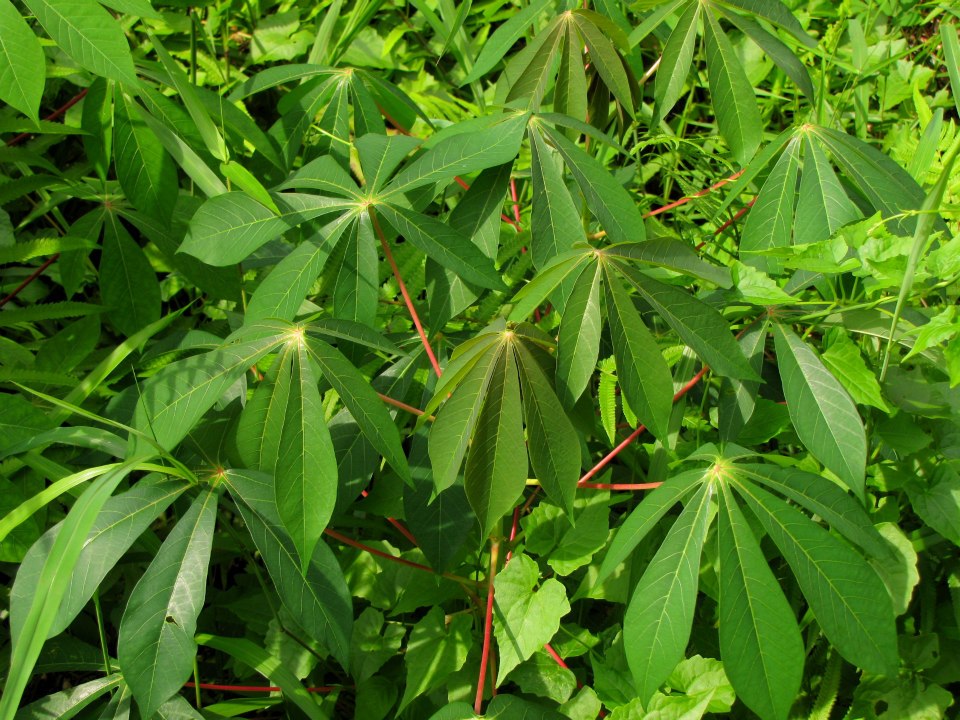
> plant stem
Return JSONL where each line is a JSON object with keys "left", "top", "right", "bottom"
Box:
{"left": 93, "top": 589, "right": 112, "bottom": 675}
{"left": 474, "top": 538, "right": 501, "bottom": 714}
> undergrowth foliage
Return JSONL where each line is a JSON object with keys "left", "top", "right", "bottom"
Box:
{"left": 1, "top": 0, "right": 959, "bottom": 718}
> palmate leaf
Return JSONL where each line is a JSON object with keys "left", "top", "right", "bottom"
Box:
{"left": 734, "top": 479, "right": 898, "bottom": 675}
{"left": 464, "top": 344, "right": 527, "bottom": 538}
{"left": 716, "top": 0, "right": 816, "bottom": 47}
{"left": 571, "top": 10, "right": 634, "bottom": 114}
{"left": 773, "top": 324, "right": 867, "bottom": 499}
{"left": 331, "top": 211, "right": 378, "bottom": 326}
{"left": 624, "top": 484, "right": 713, "bottom": 702}
{"left": 718, "top": 483, "right": 803, "bottom": 720}
{"left": 0, "top": 0, "right": 44, "bottom": 122}
{"left": 556, "top": 261, "right": 602, "bottom": 406}
{"left": 118, "top": 489, "right": 218, "bottom": 719}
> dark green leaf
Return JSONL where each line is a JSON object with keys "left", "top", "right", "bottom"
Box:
{"left": 100, "top": 213, "right": 160, "bottom": 337}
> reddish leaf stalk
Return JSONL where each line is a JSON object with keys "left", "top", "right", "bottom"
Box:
{"left": 0, "top": 253, "right": 59, "bottom": 308}
{"left": 474, "top": 537, "right": 501, "bottom": 714}
{"left": 5, "top": 88, "right": 88, "bottom": 147}
{"left": 644, "top": 169, "right": 744, "bottom": 219}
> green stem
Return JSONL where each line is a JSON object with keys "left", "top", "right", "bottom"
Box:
{"left": 93, "top": 589, "right": 112, "bottom": 675}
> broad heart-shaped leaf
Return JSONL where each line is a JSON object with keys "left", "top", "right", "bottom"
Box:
{"left": 374, "top": 203, "right": 505, "bottom": 290}
{"left": 306, "top": 336, "right": 410, "bottom": 483}
{"left": 624, "top": 484, "right": 713, "bottom": 702}
{"left": 529, "top": 129, "right": 584, "bottom": 269}
{"left": 398, "top": 606, "right": 473, "bottom": 712}
{"left": 113, "top": 89, "right": 177, "bottom": 223}
{"left": 271, "top": 342, "right": 338, "bottom": 571}
{"left": 180, "top": 192, "right": 355, "bottom": 266}
{"left": 21, "top": 0, "right": 137, "bottom": 86}
{"left": 794, "top": 133, "right": 860, "bottom": 246}
{"left": 734, "top": 479, "right": 898, "bottom": 676}
{"left": 773, "top": 324, "right": 866, "bottom": 500}
{"left": 384, "top": 112, "right": 526, "bottom": 197}
{"left": 703, "top": 9, "right": 762, "bottom": 166}
{"left": 132, "top": 324, "right": 288, "bottom": 454}
{"left": 616, "top": 264, "right": 759, "bottom": 381}
{"left": 540, "top": 124, "right": 646, "bottom": 245}
{"left": 653, "top": 0, "right": 700, "bottom": 124}
{"left": 556, "top": 261, "right": 602, "bottom": 407}
{"left": 464, "top": 345, "right": 527, "bottom": 538}
{"left": 515, "top": 342, "right": 581, "bottom": 516}
{"left": 118, "top": 489, "right": 218, "bottom": 719}
{"left": 718, "top": 483, "right": 803, "bottom": 720}
{"left": 429, "top": 343, "right": 502, "bottom": 494}
{"left": 224, "top": 470, "right": 352, "bottom": 668}
{"left": 100, "top": 213, "right": 160, "bottom": 338}
{"left": 0, "top": 0, "right": 44, "bottom": 121}
{"left": 603, "top": 266, "right": 673, "bottom": 442}
{"left": 741, "top": 136, "right": 801, "bottom": 273}
{"left": 494, "top": 554, "right": 571, "bottom": 683}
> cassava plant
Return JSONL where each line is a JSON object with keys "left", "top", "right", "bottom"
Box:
{"left": 1, "top": 0, "right": 959, "bottom": 718}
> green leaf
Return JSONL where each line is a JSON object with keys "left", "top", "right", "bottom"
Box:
{"left": 529, "top": 129, "right": 584, "bottom": 268}
{"left": 703, "top": 10, "right": 762, "bottom": 166}
{"left": 13, "top": 675, "right": 122, "bottom": 720}
{"left": 398, "top": 606, "right": 473, "bottom": 712}
{"left": 504, "top": 21, "right": 564, "bottom": 109}
{"left": 224, "top": 470, "right": 353, "bottom": 668}
{"left": 617, "top": 265, "right": 759, "bottom": 381}
{"left": 653, "top": 0, "right": 700, "bottom": 124}
{"left": 374, "top": 203, "right": 505, "bottom": 290}
{"left": 718, "top": 483, "right": 803, "bottom": 720}
{"left": 384, "top": 113, "right": 526, "bottom": 197}
{"left": 306, "top": 336, "right": 410, "bottom": 483}
{"left": 132, "top": 325, "right": 287, "bottom": 453}
{"left": 603, "top": 267, "right": 672, "bottom": 441}
{"left": 196, "top": 634, "right": 327, "bottom": 720}
{"left": 869, "top": 522, "right": 919, "bottom": 617}
{"left": 740, "top": 137, "right": 801, "bottom": 272}
{"left": 516, "top": 342, "right": 581, "bottom": 515}
{"left": 508, "top": 251, "right": 589, "bottom": 322}
{"left": 429, "top": 342, "right": 501, "bottom": 493}
{"left": 718, "top": 320, "right": 767, "bottom": 442}
{"left": 279, "top": 153, "right": 361, "bottom": 197}
{"left": 0, "top": 0, "right": 44, "bottom": 122}
{"left": 604, "top": 239, "right": 733, "bottom": 288}
{"left": 572, "top": 11, "right": 634, "bottom": 113}
{"left": 795, "top": 134, "right": 860, "bottom": 245}
{"left": 942, "top": 23, "right": 960, "bottom": 117}
{"left": 0, "top": 301, "right": 103, "bottom": 329}
{"left": 356, "top": 133, "right": 422, "bottom": 193}
{"left": 351, "top": 608, "right": 406, "bottom": 683}
{"left": 464, "top": 345, "right": 526, "bottom": 538}
{"left": 245, "top": 239, "right": 334, "bottom": 325}
{"left": 460, "top": 0, "right": 553, "bottom": 84}
{"left": 100, "top": 213, "right": 160, "bottom": 337}
{"left": 332, "top": 211, "right": 378, "bottom": 326}
{"left": 624, "top": 484, "right": 712, "bottom": 702}
{"left": 118, "top": 489, "right": 217, "bottom": 719}
{"left": 905, "top": 464, "right": 960, "bottom": 547}
{"left": 820, "top": 331, "right": 889, "bottom": 410}
{"left": 716, "top": 0, "right": 816, "bottom": 46}
{"left": 0, "top": 236, "right": 95, "bottom": 265}
{"left": 735, "top": 480, "right": 898, "bottom": 675}
{"left": 555, "top": 24, "right": 589, "bottom": 123}
{"left": 113, "top": 89, "right": 177, "bottom": 222}
{"left": 541, "top": 125, "right": 646, "bottom": 244}
{"left": 494, "top": 553, "right": 571, "bottom": 683}
{"left": 22, "top": 0, "right": 137, "bottom": 86}
{"left": 180, "top": 192, "right": 354, "bottom": 266}
{"left": 773, "top": 324, "right": 867, "bottom": 500}
{"left": 556, "top": 261, "right": 602, "bottom": 406}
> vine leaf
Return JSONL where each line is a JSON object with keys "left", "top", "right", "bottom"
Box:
{"left": 118, "top": 489, "right": 218, "bottom": 719}
{"left": 773, "top": 323, "right": 867, "bottom": 500}
{"left": 398, "top": 607, "right": 473, "bottom": 713}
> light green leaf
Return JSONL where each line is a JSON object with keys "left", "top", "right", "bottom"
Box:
{"left": 653, "top": 0, "right": 700, "bottom": 124}
{"left": 942, "top": 23, "right": 960, "bottom": 117}
{"left": 494, "top": 553, "right": 571, "bottom": 683}
{"left": 731, "top": 261, "right": 795, "bottom": 304}
{"left": 735, "top": 480, "right": 898, "bottom": 675}
{"left": 118, "top": 489, "right": 217, "bottom": 719}
{"left": 279, "top": 153, "right": 361, "bottom": 197}
{"left": 821, "top": 331, "right": 889, "bottom": 410}
{"left": 555, "top": 23, "right": 589, "bottom": 123}
{"left": 624, "top": 484, "right": 712, "bottom": 702}
{"left": 0, "top": 0, "right": 44, "bottom": 121}
{"left": 351, "top": 608, "right": 406, "bottom": 683}
{"left": 773, "top": 324, "right": 867, "bottom": 500}
{"left": 398, "top": 606, "right": 473, "bottom": 712}
{"left": 220, "top": 160, "right": 279, "bottom": 212}
{"left": 703, "top": 10, "right": 762, "bottom": 166}
{"left": 740, "top": 137, "right": 800, "bottom": 273}
{"left": 504, "top": 21, "right": 564, "bottom": 108}
{"left": 100, "top": 213, "right": 160, "bottom": 337}
{"left": 307, "top": 336, "right": 410, "bottom": 483}
{"left": 718, "top": 483, "right": 803, "bottom": 720}
{"left": 22, "top": 0, "right": 137, "bottom": 86}
{"left": 0, "top": 236, "right": 95, "bottom": 265}
{"left": 460, "top": 0, "right": 553, "bottom": 84}
{"left": 556, "top": 261, "right": 602, "bottom": 406}
{"left": 356, "top": 133, "right": 422, "bottom": 193}
{"left": 224, "top": 470, "right": 353, "bottom": 668}
{"left": 795, "top": 134, "right": 860, "bottom": 245}
{"left": 869, "top": 522, "right": 919, "bottom": 617}
{"left": 429, "top": 342, "right": 501, "bottom": 493}
{"left": 529, "top": 129, "right": 584, "bottom": 268}
{"left": 196, "top": 634, "right": 327, "bottom": 720}
{"left": 332, "top": 210, "right": 378, "bottom": 326}
{"left": 603, "top": 266, "right": 672, "bottom": 441}
{"left": 905, "top": 464, "right": 960, "bottom": 547}
{"left": 464, "top": 345, "right": 526, "bottom": 538}
{"left": 541, "top": 125, "right": 646, "bottom": 244}
{"left": 516, "top": 342, "right": 581, "bottom": 515}
{"left": 508, "top": 251, "right": 589, "bottom": 322}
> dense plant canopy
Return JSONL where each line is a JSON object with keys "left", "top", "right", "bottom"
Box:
{"left": 1, "top": 0, "right": 959, "bottom": 718}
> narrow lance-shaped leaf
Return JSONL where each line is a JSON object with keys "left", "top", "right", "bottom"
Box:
{"left": 718, "top": 319, "right": 768, "bottom": 442}
{"left": 734, "top": 479, "right": 898, "bottom": 675}
{"left": 740, "top": 137, "right": 801, "bottom": 273}
{"left": 794, "top": 133, "right": 860, "bottom": 245}
{"left": 718, "top": 482, "right": 803, "bottom": 720}
{"left": 460, "top": 0, "right": 554, "bottom": 84}
{"left": 653, "top": 0, "right": 701, "bottom": 125}
{"left": 703, "top": 9, "right": 762, "bottom": 166}
{"left": 603, "top": 266, "right": 673, "bottom": 441}
{"left": 556, "top": 261, "right": 602, "bottom": 406}
{"left": 464, "top": 345, "right": 527, "bottom": 538}
{"left": 529, "top": 129, "right": 584, "bottom": 268}
{"left": 118, "top": 489, "right": 218, "bottom": 719}
{"left": 624, "top": 484, "right": 713, "bottom": 702}
{"left": 554, "top": 23, "right": 589, "bottom": 123}
{"left": 572, "top": 10, "right": 634, "bottom": 114}
{"left": 773, "top": 323, "right": 866, "bottom": 500}
{"left": 0, "top": 0, "right": 44, "bottom": 121}
{"left": 100, "top": 213, "right": 161, "bottom": 337}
